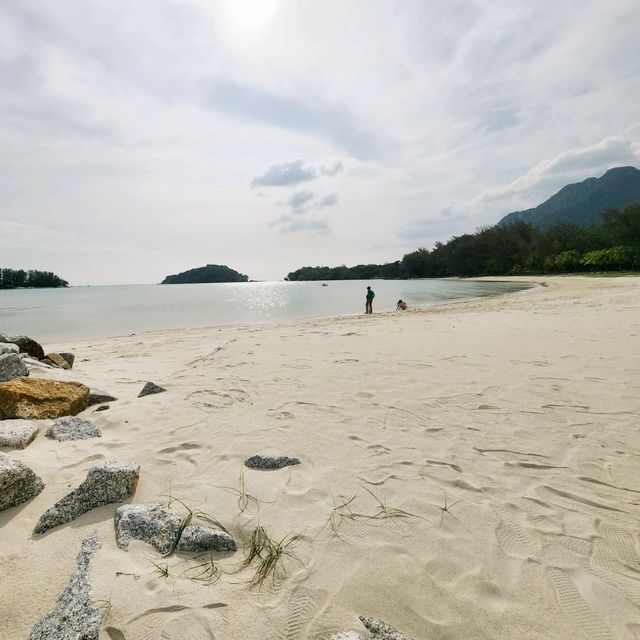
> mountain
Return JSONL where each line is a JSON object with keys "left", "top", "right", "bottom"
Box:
{"left": 498, "top": 166, "right": 640, "bottom": 229}
{"left": 161, "top": 264, "right": 249, "bottom": 284}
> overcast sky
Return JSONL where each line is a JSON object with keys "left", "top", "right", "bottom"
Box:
{"left": 2, "top": 0, "right": 639, "bottom": 284}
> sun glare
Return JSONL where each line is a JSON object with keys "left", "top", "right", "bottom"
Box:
{"left": 225, "top": 0, "right": 280, "bottom": 30}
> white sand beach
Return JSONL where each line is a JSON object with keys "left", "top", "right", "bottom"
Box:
{"left": 2, "top": 275, "right": 640, "bottom": 639}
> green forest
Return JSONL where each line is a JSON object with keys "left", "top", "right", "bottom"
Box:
{"left": 286, "top": 202, "right": 640, "bottom": 280}
{"left": 162, "top": 264, "right": 249, "bottom": 284}
{"left": 0, "top": 268, "right": 69, "bottom": 289}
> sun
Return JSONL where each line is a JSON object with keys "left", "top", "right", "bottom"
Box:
{"left": 225, "top": 0, "right": 280, "bottom": 30}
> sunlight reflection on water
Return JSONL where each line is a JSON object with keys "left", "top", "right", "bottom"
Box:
{"left": 0, "top": 279, "right": 530, "bottom": 342}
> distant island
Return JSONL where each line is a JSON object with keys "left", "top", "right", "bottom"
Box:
{"left": 287, "top": 166, "right": 640, "bottom": 280}
{"left": 0, "top": 268, "right": 68, "bottom": 289}
{"left": 161, "top": 264, "right": 249, "bottom": 284}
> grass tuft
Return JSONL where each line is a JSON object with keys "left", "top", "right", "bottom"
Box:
{"left": 239, "top": 526, "right": 302, "bottom": 588}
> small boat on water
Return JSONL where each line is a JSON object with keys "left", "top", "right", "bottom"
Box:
{"left": 321, "top": 283, "right": 328, "bottom": 287}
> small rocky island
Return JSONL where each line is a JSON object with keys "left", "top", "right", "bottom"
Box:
{"left": 161, "top": 264, "right": 249, "bottom": 284}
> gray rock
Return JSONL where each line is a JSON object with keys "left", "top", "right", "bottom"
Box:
{"left": 10, "top": 335, "right": 45, "bottom": 360}
{"left": 93, "top": 404, "right": 110, "bottom": 412}
{"left": 330, "top": 633, "right": 367, "bottom": 640}
{"left": 35, "top": 461, "right": 139, "bottom": 534}
{"left": 0, "top": 352, "right": 29, "bottom": 382}
{"left": 359, "top": 617, "right": 410, "bottom": 640}
{"left": 46, "top": 416, "right": 102, "bottom": 442}
{"left": 88, "top": 389, "right": 118, "bottom": 406}
{"left": 0, "top": 420, "right": 39, "bottom": 449}
{"left": 138, "top": 381, "right": 166, "bottom": 398}
{"left": 41, "top": 357, "right": 62, "bottom": 368}
{"left": 176, "top": 525, "right": 237, "bottom": 553}
{"left": 115, "top": 502, "right": 182, "bottom": 556}
{"left": 244, "top": 455, "right": 301, "bottom": 470}
{"left": 0, "top": 342, "right": 19, "bottom": 355}
{"left": 0, "top": 451, "right": 44, "bottom": 511}
{"left": 28, "top": 531, "right": 101, "bottom": 640}
{"left": 0, "top": 332, "right": 9, "bottom": 343}
{"left": 59, "top": 352, "right": 75, "bottom": 368}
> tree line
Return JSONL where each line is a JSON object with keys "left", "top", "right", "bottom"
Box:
{"left": 0, "top": 269, "right": 69, "bottom": 289}
{"left": 286, "top": 202, "right": 640, "bottom": 280}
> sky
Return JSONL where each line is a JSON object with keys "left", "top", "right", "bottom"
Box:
{"left": 1, "top": 0, "right": 640, "bottom": 285}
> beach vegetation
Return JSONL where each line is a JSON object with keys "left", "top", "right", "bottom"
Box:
{"left": 239, "top": 525, "right": 302, "bottom": 588}
{"left": 436, "top": 490, "right": 466, "bottom": 529}
{"left": 216, "top": 470, "right": 270, "bottom": 518}
{"left": 359, "top": 486, "right": 425, "bottom": 522}
{"left": 286, "top": 202, "right": 640, "bottom": 279}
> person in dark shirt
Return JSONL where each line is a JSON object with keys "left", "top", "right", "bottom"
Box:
{"left": 365, "top": 286, "right": 375, "bottom": 314}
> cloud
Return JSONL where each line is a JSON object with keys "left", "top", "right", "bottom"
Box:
{"left": 207, "top": 79, "right": 380, "bottom": 158}
{"left": 251, "top": 159, "right": 316, "bottom": 188}
{"left": 320, "top": 162, "right": 344, "bottom": 176}
{"left": 288, "top": 189, "right": 314, "bottom": 212}
{"left": 476, "top": 136, "right": 640, "bottom": 211}
{"left": 251, "top": 158, "right": 345, "bottom": 189}
{"left": 316, "top": 193, "right": 338, "bottom": 208}
{"left": 270, "top": 214, "right": 330, "bottom": 235}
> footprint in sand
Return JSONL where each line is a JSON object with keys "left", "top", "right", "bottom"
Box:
{"left": 278, "top": 587, "right": 327, "bottom": 640}
{"left": 547, "top": 566, "right": 613, "bottom": 640}
{"left": 493, "top": 506, "right": 538, "bottom": 559}
{"left": 187, "top": 387, "right": 251, "bottom": 411}
{"left": 124, "top": 604, "right": 226, "bottom": 640}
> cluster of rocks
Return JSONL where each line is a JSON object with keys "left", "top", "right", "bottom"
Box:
{"left": 115, "top": 502, "right": 236, "bottom": 556}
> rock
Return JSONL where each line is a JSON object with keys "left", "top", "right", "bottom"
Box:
{"left": 10, "top": 335, "right": 45, "bottom": 360}
{"left": 115, "top": 503, "right": 182, "bottom": 556}
{"left": 41, "top": 357, "right": 62, "bottom": 368}
{"left": 59, "top": 352, "right": 75, "bottom": 368}
{"left": 0, "top": 451, "right": 44, "bottom": 511}
{"left": 0, "top": 420, "right": 39, "bottom": 449}
{"left": 0, "top": 342, "right": 19, "bottom": 355}
{"left": 138, "top": 381, "right": 166, "bottom": 398}
{"left": 28, "top": 531, "right": 101, "bottom": 640}
{"left": 359, "top": 617, "right": 410, "bottom": 640}
{"left": 244, "top": 455, "right": 301, "bottom": 470}
{"left": 0, "top": 352, "right": 30, "bottom": 382}
{"left": 46, "top": 416, "right": 102, "bottom": 442}
{"left": 34, "top": 461, "right": 139, "bottom": 534}
{"left": 93, "top": 404, "right": 109, "bottom": 412}
{"left": 0, "top": 377, "right": 89, "bottom": 419}
{"left": 87, "top": 389, "right": 118, "bottom": 406}
{"left": 176, "top": 525, "right": 236, "bottom": 553}
{"left": 0, "top": 332, "right": 10, "bottom": 343}
{"left": 45, "top": 353, "right": 70, "bottom": 369}
{"left": 330, "top": 633, "right": 367, "bottom": 640}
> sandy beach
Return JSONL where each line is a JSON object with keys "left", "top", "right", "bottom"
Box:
{"left": 2, "top": 275, "right": 640, "bottom": 639}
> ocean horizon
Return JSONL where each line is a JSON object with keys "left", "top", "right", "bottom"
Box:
{"left": 0, "top": 279, "right": 531, "bottom": 343}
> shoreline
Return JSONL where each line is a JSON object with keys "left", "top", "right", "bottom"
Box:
{"left": 3, "top": 275, "right": 640, "bottom": 638}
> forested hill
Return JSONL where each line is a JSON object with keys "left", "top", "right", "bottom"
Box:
{"left": 498, "top": 166, "right": 640, "bottom": 229}
{"left": 287, "top": 202, "right": 640, "bottom": 279}
{"left": 161, "top": 264, "right": 249, "bottom": 284}
{"left": 0, "top": 268, "right": 68, "bottom": 289}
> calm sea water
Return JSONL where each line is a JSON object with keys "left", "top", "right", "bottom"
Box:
{"left": 0, "top": 280, "right": 530, "bottom": 343}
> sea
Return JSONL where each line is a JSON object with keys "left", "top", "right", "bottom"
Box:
{"left": 0, "top": 279, "right": 531, "bottom": 343}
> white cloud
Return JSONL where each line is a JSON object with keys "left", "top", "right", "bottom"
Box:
{"left": 1, "top": 1, "right": 639, "bottom": 279}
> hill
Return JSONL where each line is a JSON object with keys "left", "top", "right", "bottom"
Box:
{"left": 0, "top": 268, "right": 68, "bottom": 289}
{"left": 498, "top": 166, "right": 640, "bottom": 229}
{"left": 161, "top": 264, "right": 248, "bottom": 284}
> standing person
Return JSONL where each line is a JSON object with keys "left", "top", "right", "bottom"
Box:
{"left": 365, "top": 285, "right": 375, "bottom": 314}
